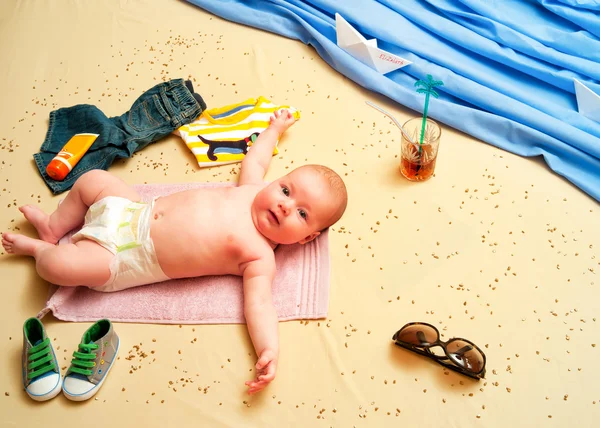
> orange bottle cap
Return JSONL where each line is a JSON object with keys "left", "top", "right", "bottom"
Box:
{"left": 46, "top": 159, "right": 71, "bottom": 181}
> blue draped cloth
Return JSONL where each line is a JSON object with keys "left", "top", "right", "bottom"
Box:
{"left": 187, "top": 0, "right": 600, "bottom": 200}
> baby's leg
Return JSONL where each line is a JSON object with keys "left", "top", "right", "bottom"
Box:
{"left": 1, "top": 233, "right": 111, "bottom": 286}
{"left": 42, "top": 238, "right": 113, "bottom": 286}
{"left": 19, "top": 170, "right": 141, "bottom": 244}
{"left": 37, "top": 239, "right": 112, "bottom": 287}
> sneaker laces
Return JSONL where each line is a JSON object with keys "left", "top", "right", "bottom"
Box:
{"left": 27, "top": 338, "right": 56, "bottom": 380}
{"left": 69, "top": 343, "right": 99, "bottom": 376}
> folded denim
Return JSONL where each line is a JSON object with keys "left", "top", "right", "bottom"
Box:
{"left": 34, "top": 78, "right": 207, "bottom": 194}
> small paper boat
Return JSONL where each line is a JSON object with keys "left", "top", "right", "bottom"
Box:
{"left": 335, "top": 13, "right": 411, "bottom": 74}
{"left": 574, "top": 79, "right": 600, "bottom": 123}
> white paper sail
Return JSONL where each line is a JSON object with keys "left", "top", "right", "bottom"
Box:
{"left": 335, "top": 13, "right": 411, "bottom": 74}
{"left": 574, "top": 79, "right": 600, "bottom": 123}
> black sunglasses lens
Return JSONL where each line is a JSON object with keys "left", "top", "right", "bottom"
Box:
{"left": 396, "top": 324, "right": 438, "bottom": 346}
{"left": 446, "top": 339, "right": 484, "bottom": 373}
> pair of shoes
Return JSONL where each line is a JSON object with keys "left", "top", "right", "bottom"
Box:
{"left": 22, "top": 318, "right": 119, "bottom": 402}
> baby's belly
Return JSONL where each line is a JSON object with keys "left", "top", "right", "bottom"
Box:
{"left": 151, "top": 223, "right": 242, "bottom": 278}
{"left": 147, "top": 188, "right": 255, "bottom": 279}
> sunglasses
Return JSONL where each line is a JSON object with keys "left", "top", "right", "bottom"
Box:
{"left": 392, "top": 322, "right": 486, "bottom": 380}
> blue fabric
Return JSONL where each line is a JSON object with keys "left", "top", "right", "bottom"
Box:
{"left": 186, "top": 0, "right": 600, "bottom": 201}
{"left": 34, "top": 79, "right": 206, "bottom": 195}
{"left": 536, "top": 0, "right": 600, "bottom": 37}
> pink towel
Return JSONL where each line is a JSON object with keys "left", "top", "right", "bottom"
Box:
{"left": 37, "top": 183, "right": 330, "bottom": 324}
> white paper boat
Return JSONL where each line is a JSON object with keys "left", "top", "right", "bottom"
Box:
{"left": 335, "top": 13, "right": 411, "bottom": 74}
{"left": 574, "top": 78, "right": 600, "bottom": 123}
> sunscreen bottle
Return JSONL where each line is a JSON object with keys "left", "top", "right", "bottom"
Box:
{"left": 45, "top": 133, "right": 99, "bottom": 181}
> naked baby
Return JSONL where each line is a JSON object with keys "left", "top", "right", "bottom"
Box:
{"left": 2, "top": 109, "right": 348, "bottom": 394}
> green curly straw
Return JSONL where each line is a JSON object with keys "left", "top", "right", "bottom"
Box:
{"left": 414, "top": 75, "right": 444, "bottom": 146}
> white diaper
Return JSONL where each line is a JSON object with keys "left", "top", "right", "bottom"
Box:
{"left": 72, "top": 196, "right": 170, "bottom": 292}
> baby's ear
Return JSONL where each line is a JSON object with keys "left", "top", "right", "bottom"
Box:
{"left": 299, "top": 231, "right": 320, "bottom": 245}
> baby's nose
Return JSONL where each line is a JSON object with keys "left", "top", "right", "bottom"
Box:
{"left": 278, "top": 200, "right": 292, "bottom": 214}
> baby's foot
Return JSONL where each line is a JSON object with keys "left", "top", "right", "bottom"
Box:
{"left": 19, "top": 205, "right": 60, "bottom": 244}
{"left": 1, "top": 232, "right": 52, "bottom": 257}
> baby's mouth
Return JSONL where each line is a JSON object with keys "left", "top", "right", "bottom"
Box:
{"left": 268, "top": 210, "right": 279, "bottom": 225}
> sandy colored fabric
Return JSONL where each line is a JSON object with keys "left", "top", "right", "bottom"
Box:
{"left": 0, "top": 1, "right": 598, "bottom": 427}
{"left": 40, "top": 182, "right": 330, "bottom": 323}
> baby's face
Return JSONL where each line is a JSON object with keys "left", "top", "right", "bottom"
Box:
{"left": 251, "top": 168, "right": 338, "bottom": 245}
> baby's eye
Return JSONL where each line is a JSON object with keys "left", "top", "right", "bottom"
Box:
{"left": 282, "top": 186, "right": 290, "bottom": 196}
{"left": 298, "top": 209, "right": 307, "bottom": 219}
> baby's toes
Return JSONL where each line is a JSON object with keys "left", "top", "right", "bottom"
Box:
{"left": 2, "top": 240, "right": 13, "bottom": 253}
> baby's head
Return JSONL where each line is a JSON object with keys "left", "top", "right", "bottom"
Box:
{"left": 252, "top": 164, "right": 348, "bottom": 245}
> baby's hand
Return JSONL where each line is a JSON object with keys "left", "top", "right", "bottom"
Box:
{"left": 269, "top": 109, "right": 296, "bottom": 135}
{"left": 245, "top": 349, "right": 278, "bottom": 395}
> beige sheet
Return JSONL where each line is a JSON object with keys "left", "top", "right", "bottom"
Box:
{"left": 0, "top": 1, "right": 598, "bottom": 426}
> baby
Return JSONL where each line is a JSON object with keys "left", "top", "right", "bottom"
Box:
{"left": 2, "top": 109, "right": 348, "bottom": 394}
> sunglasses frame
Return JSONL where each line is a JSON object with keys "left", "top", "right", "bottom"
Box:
{"left": 392, "top": 322, "right": 487, "bottom": 380}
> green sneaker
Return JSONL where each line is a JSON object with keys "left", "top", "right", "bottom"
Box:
{"left": 22, "top": 317, "right": 62, "bottom": 401}
{"left": 62, "top": 319, "right": 120, "bottom": 401}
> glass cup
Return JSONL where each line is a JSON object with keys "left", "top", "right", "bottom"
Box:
{"left": 400, "top": 118, "right": 441, "bottom": 182}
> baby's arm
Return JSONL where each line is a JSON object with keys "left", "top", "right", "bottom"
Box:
{"left": 238, "top": 109, "right": 296, "bottom": 186}
{"left": 241, "top": 257, "right": 279, "bottom": 394}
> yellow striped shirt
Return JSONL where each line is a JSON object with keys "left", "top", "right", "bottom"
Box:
{"left": 176, "top": 96, "right": 300, "bottom": 167}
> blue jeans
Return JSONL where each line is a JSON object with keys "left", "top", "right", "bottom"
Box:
{"left": 34, "top": 79, "right": 206, "bottom": 194}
